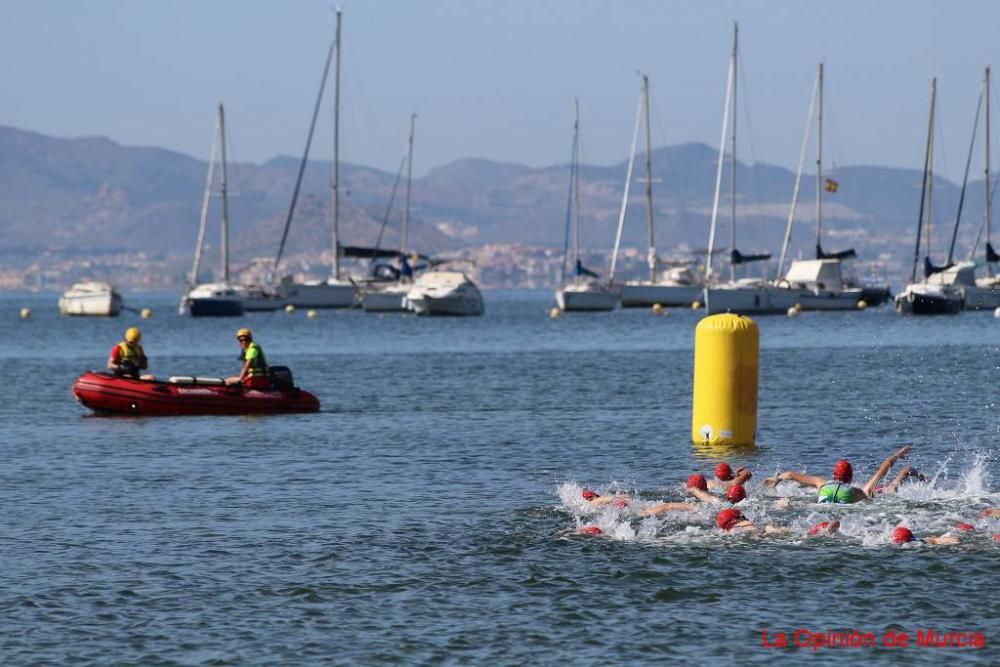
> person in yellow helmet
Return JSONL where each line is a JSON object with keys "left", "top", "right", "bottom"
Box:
{"left": 107, "top": 327, "right": 148, "bottom": 379}
{"left": 226, "top": 328, "right": 270, "bottom": 389}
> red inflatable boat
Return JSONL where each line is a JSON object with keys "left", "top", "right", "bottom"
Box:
{"left": 72, "top": 371, "right": 320, "bottom": 416}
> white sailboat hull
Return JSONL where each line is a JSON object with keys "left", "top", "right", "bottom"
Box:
{"left": 556, "top": 284, "right": 618, "bottom": 311}
{"left": 781, "top": 287, "right": 865, "bottom": 311}
{"left": 963, "top": 283, "right": 1000, "bottom": 310}
{"left": 234, "top": 285, "right": 284, "bottom": 312}
{"left": 58, "top": 283, "right": 123, "bottom": 317}
{"left": 361, "top": 284, "right": 410, "bottom": 312}
{"left": 618, "top": 282, "right": 702, "bottom": 307}
{"left": 703, "top": 284, "right": 795, "bottom": 315}
{"left": 279, "top": 279, "right": 356, "bottom": 308}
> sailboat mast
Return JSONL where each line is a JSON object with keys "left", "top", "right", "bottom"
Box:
{"left": 642, "top": 74, "right": 656, "bottom": 283}
{"left": 219, "top": 104, "right": 230, "bottom": 285}
{"left": 987, "top": 66, "right": 993, "bottom": 276}
{"left": 401, "top": 113, "right": 416, "bottom": 257}
{"left": 705, "top": 34, "right": 735, "bottom": 283}
{"left": 925, "top": 79, "right": 936, "bottom": 264}
{"left": 331, "top": 8, "right": 342, "bottom": 280}
{"left": 189, "top": 114, "right": 219, "bottom": 289}
{"left": 815, "top": 63, "right": 824, "bottom": 252}
{"left": 573, "top": 99, "right": 582, "bottom": 286}
{"left": 778, "top": 67, "right": 819, "bottom": 277}
{"left": 729, "top": 22, "right": 738, "bottom": 283}
{"left": 911, "top": 78, "right": 936, "bottom": 283}
{"left": 609, "top": 93, "right": 643, "bottom": 282}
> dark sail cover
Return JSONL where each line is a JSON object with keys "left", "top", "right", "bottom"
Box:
{"left": 987, "top": 242, "right": 1000, "bottom": 263}
{"left": 816, "top": 244, "right": 857, "bottom": 260}
{"left": 923, "top": 256, "right": 953, "bottom": 278}
{"left": 575, "top": 259, "right": 599, "bottom": 278}
{"left": 730, "top": 249, "right": 771, "bottom": 265}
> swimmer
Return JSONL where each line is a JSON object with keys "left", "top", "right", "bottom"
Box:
{"left": 980, "top": 508, "right": 1000, "bottom": 518}
{"left": 763, "top": 446, "right": 913, "bottom": 503}
{"left": 715, "top": 508, "right": 790, "bottom": 535}
{"left": 580, "top": 488, "right": 630, "bottom": 508}
{"left": 807, "top": 520, "right": 841, "bottom": 536}
{"left": 688, "top": 483, "right": 746, "bottom": 506}
{"left": 707, "top": 462, "right": 752, "bottom": 490}
{"left": 637, "top": 474, "right": 716, "bottom": 516}
{"left": 891, "top": 526, "right": 960, "bottom": 546}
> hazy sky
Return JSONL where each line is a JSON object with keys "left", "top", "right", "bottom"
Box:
{"left": 3, "top": 1, "right": 999, "bottom": 178}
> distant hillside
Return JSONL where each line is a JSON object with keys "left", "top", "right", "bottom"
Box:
{"left": 0, "top": 125, "right": 991, "bottom": 274}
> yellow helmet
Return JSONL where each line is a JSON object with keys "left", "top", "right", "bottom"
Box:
{"left": 236, "top": 328, "right": 252, "bottom": 340}
{"left": 124, "top": 327, "right": 141, "bottom": 343}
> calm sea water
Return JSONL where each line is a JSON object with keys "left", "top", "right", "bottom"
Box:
{"left": 1, "top": 291, "right": 997, "bottom": 665}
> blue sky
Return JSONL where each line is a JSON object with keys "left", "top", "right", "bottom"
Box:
{"left": 2, "top": 1, "right": 998, "bottom": 178}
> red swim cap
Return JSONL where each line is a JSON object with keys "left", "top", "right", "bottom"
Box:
{"left": 808, "top": 521, "right": 831, "bottom": 536}
{"left": 832, "top": 460, "right": 853, "bottom": 483}
{"left": 726, "top": 485, "right": 746, "bottom": 503}
{"left": 716, "top": 508, "right": 744, "bottom": 531}
{"left": 956, "top": 522, "right": 975, "bottom": 531}
{"left": 994, "top": 533, "right": 1000, "bottom": 542}
{"left": 579, "top": 525, "right": 603, "bottom": 535}
{"left": 892, "top": 526, "right": 915, "bottom": 544}
{"left": 613, "top": 498, "right": 630, "bottom": 509}
{"left": 715, "top": 462, "right": 734, "bottom": 481}
{"left": 687, "top": 474, "right": 708, "bottom": 491}
{"left": 581, "top": 489, "right": 598, "bottom": 501}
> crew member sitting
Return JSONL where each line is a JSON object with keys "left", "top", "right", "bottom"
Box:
{"left": 107, "top": 327, "right": 148, "bottom": 379}
{"left": 226, "top": 328, "right": 269, "bottom": 389}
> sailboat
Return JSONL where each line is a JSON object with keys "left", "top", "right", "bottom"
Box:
{"left": 895, "top": 78, "right": 964, "bottom": 315}
{"left": 274, "top": 8, "right": 356, "bottom": 309}
{"left": 617, "top": 75, "right": 704, "bottom": 308}
{"left": 954, "top": 66, "right": 1000, "bottom": 310}
{"left": 360, "top": 113, "right": 419, "bottom": 312}
{"left": 179, "top": 104, "right": 245, "bottom": 318}
{"left": 773, "top": 63, "right": 867, "bottom": 311}
{"left": 555, "top": 99, "right": 617, "bottom": 312}
{"left": 58, "top": 281, "right": 123, "bottom": 316}
{"left": 702, "top": 23, "right": 789, "bottom": 315}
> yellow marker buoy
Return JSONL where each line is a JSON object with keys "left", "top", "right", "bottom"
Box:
{"left": 994, "top": 306, "right": 1000, "bottom": 319}
{"left": 549, "top": 307, "right": 562, "bottom": 319}
{"left": 285, "top": 304, "right": 296, "bottom": 314}
{"left": 307, "top": 309, "right": 318, "bottom": 319}
{"left": 140, "top": 307, "right": 153, "bottom": 319}
{"left": 786, "top": 306, "right": 799, "bottom": 318}
{"left": 691, "top": 300, "right": 703, "bottom": 310}
{"left": 652, "top": 303, "right": 665, "bottom": 315}
{"left": 19, "top": 307, "right": 31, "bottom": 320}
{"left": 692, "top": 314, "right": 759, "bottom": 447}
{"left": 856, "top": 299, "right": 868, "bottom": 311}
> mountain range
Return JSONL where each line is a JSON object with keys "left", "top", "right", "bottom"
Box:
{"left": 1, "top": 124, "right": 993, "bottom": 282}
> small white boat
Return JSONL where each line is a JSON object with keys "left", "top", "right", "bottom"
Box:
{"left": 775, "top": 259, "right": 864, "bottom": 311}
{"left": 179, "top": 282, "right": 245, "bottom": 317}
{"left": 360, "top": 282, "right": 410, "bottom": 312}
{"left": 704, "top": 278, "right": 793, "bottom": 315}
{"left": 277, "top": 276, "right": 356, "bottom": 308}
{"left": 58, "top": 281, "right": 123, "bottom": 316}
{"left": 234, "top": 284, "right": 284, "bottom": 311}
{"left": 556, "top": 282, "right": 618, "bottom": 311}
{"left": 404, "top": 271, "right": 484, "bottom": 316}
{"left": 619, "top": 268, "right": 703, "bottom": 307}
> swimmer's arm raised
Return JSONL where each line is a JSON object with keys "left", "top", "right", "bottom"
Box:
{"left": 862, "top": 446, "right": 912, "bottom": 497}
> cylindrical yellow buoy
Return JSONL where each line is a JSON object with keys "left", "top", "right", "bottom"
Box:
{"left": 20, "top": 307, "right": 31, "bottom": 320}
{"left": 141, "top": 307, "right": 153, "bottom": 319}
{"left": 549, "top": 307, "right": 561, "bottom": 319}
{"left": 307, "top": 309, "right": 318, "bottom": 319}
{"left": 691, "top": 313, "right": 759, "bottom": 447}
{"left": 691, "top": 300, "right": 703, "bottom": 310}
{"left": 856, "top": 299, "right": 868, "bottom": 311}
{"left": 285, "top": 304, "right": 296, "bottom": 314}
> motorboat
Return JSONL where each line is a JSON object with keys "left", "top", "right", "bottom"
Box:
{"left": 404, "top": 271, "right": 484, "bottom": 316}
{"left": 776, "top": 259, "right": 865, "bottom": 311}
{"left": 277, "top": 276, "right": 356, "bottom": 308}
{"left": 58, "top": 281, "right": 123, "bottom": 316}
{"left": 179, "top": 283, "right": 245, "bottom": 317}
{"left": 72, "top": 370, "right": 319, "bottom": 416}
{"left": 703, "top": 278, "right": 793, "bottom": 315}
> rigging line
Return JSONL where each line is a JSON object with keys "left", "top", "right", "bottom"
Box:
{"left": 947, "top": 90, "right": 983, "bottom": 265}
{"left": 968, "top": 168, "right": 1000, "bottom": 259}
{"left": 273, "top": 37, "right": 336, "bottom": 273}
{"left": 372, "top": 151, "right": 408, "bottom": 258}
{"left": 823, "top": 78, "right": 845, "bottom": 172}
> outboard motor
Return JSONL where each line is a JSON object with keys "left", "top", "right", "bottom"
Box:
{"left": 268, "top": 366, "right": 295, "bottom": 390}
